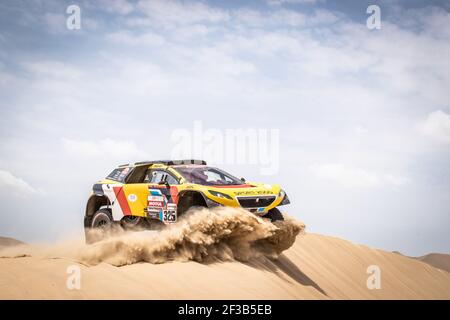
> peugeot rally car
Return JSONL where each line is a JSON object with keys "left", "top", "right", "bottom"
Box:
{"left": 84, "top": 160, "right": 290, "bottom": 242}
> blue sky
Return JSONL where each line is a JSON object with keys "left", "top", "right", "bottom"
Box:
{"left": 0, "top": 0, "right": 449, "bottom": 256}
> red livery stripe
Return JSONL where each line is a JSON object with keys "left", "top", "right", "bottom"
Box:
{"left": 113, "top": 186, "right": 132, "bottom": 215}
{"left": 169, "top": 186, "right": 179, "bottom": 203}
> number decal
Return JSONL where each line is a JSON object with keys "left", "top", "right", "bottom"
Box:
{"left": 147, "top": 189, "right": 177, "bottom": 224}
{"left": 162, "top": 203, "right": 177, "bottom": 222}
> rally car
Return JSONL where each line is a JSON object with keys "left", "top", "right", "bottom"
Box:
{"left": 84, "top": 160, "right": 290, "bottom": 242}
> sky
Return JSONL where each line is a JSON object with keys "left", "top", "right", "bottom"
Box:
{"left": 0, "top": 0, "right": 449, "bottom": 256}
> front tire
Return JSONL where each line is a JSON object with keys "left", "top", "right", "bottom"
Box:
{"left": 264, "top": 207, "right": 285, "bottom": 222}
{"left": 91, "top": 209, "right": 113, "bottom": 228}
{"left": 85, "top": 209, "right": 113, "bottom": 244}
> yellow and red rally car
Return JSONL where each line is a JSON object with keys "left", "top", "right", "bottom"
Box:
{"left": 84, "top": 160, "right": 290, "bottom": 241}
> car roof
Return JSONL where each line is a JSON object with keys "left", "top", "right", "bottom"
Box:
{"left": 117, "top": 160, "right": 207, "bottom": 168}
{"left": 171, "top": 164, "right": 208, "bottom": 168}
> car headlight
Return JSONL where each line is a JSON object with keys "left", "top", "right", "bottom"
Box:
{"left": 208, "top": 190, "right": 233, "bottom": 200}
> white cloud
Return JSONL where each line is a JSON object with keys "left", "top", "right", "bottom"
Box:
{"left": 43, "top": 13, "right": 65, "bottom": 33}
{"left": 0, "top": 170, "right": 39, "bottom": 195}
{"left": 230, "top": 8, "right": 338, "bottom": 28}
{"left": 311, "top": 164, "right": 408, "bottom": 188}
{"left": 354, "top": 125, "right": 369, "bottom": 135}
{"left": 137, "top": 0, "right": 230, "bottom": 27}
{"left": 267, "top": 0, "right": 317, "bottom": 5}
{"left": 195, "top": 48, "right": 257, "bottom": 76}
{"left": 172, "top": 24, "right": 212, "bottom": 41}
{"left": 62, "top": 138, "right": 149, "bottom": 160}
{"left": 233, "top": 8, "right": 307, "bottom": 27}
{"left": 106, "top": 31, "right": 166, "bottom": 46}
{"left": 23, "top": 61, "right": 83, "bottom": 80}
{"left": 98, "top": 0, "right": 134, "bottom": 15}
{"left": 419, "top": 110, "right": 450, "bottom": 144}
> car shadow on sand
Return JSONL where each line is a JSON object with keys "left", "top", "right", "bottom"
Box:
{"left": 243, "top": 254, "right": 328, "bottom": 297}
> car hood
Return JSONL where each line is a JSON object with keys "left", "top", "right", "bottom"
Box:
{"left": 206, "top": 182, "right": 281, "bottom": 197}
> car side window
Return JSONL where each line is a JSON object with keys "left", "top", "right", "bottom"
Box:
{"left": 106, "top": 167, "right": 132, "bottom": 183}
{"left": 150, "top": 170, "right": 165, "bottom": 183}
{"left": 146, "top": 170, "right": 179, "bottom": 185}
{"left": 165, "top": 173, "right": 179, "bottom": 185}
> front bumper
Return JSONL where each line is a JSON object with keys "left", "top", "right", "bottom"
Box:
{"left": 204, "top": 192, "right": 290, "bottom": 215}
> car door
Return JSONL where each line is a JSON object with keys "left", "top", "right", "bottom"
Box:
{"left": 147, "top": 169, "right": 179, "bottom": 198}
{"left": 147, "top": 169, "right": 179, "bottom": 223}
{"left": 121, "top": 177, "right": 150, "bottom": 218}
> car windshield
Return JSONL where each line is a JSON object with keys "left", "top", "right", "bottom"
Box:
{"left": 175, "top": 166, "right": 243, "bottom": 186}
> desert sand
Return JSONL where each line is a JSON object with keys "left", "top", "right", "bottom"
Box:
{"left": 0, "top": 208, "right": 449, "bottom": 300}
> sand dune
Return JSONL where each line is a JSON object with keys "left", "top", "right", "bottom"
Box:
{"left": 0, "top": 208, "right": 449, "bottom": 299}
{"left": 414, "top": 253, "right": 450, "bottom": 274}
{"left": 0, "top": 236, "right": 24, "bottom": 247}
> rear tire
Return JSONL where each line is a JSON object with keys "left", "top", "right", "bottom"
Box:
{"left": 120, "top": 215, "right": 149, "bottom": 230}
{"left": 85, "top": 209, "right": 113, "bottom": 244}
{"left": 264, "top": 207, "right": 284, "bottom": 222}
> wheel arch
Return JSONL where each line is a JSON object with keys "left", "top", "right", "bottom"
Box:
{"left": 177, "top": 190, "right": 209, "bottom": 215}
{"left": 85, "top": 194, "right": 111, "bottom": 227}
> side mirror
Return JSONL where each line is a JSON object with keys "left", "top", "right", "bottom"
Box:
{"left": 240, "top": 177, "right": 246, "bottom": 183}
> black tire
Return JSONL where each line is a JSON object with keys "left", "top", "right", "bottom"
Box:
{"left": 91, "top": 209, "right": 113, "bottom": 228}
{"left": 264, "top": 207, "right": 285, "bottom": 222}
{"left": 120, "top": 215, "right": 149, "bottom": 230}
{"left": 85, "top": 209, "right": 113, "bottom": 244}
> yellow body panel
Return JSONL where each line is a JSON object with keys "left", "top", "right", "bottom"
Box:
{"left": 122, "top": 183, "right": 149, "bottom": 218}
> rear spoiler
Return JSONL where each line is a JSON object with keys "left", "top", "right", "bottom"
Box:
{"left": 134, "top": 159, "right": 207, "bottom": 166}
